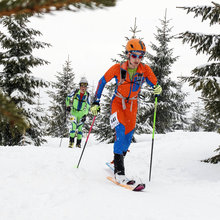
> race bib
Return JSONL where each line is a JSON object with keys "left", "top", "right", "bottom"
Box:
{"left": 110, "top": 112, "right": 119, "bottom": 129}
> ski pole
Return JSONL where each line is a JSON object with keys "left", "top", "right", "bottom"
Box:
{"left": 149, "top": 96, "right": 158, "bottom": 182}
{"left": 77, "top": 116, "right": 96, "bottom": 168}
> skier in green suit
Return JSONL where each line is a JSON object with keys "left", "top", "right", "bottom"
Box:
{"left": 66, "top": 77, "right": 90, "bottom": 148}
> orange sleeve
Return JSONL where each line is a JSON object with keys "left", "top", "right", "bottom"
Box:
{"left": 103, "top": 63, "right": 120, "bottom": 83}
{"left": 94, "top": 63, "right": 120, "bottom": 101}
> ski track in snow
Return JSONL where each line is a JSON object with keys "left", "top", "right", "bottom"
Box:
{"left": 0, "top": 131, "right": 220, "bottom": 220}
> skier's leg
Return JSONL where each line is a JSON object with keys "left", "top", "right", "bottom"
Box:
{"left": 113, "top": 123, "right": 125, "bottom": 155}
{"left": 69, "top": 115, "right": 77, "bottom": 147}
{"left": 110, "top": 98, "right": 130, "bottom": 183}
{"left": 123, "top": 101, "right": 137, "bottom": 154}
{"left": 123, "top": 129, "right": 135, "bottom": 154}
{"left": 113, "top": 123, "right": 128, "bottom": 184}
{"left": 76, "top": 113, "right": 84, "bottom": 148}
{"left": 114, "top": 153, "right": 124, "bottom": 175}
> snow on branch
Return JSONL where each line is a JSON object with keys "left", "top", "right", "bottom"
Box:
{"left": 177, "top": 31, "right": 220, "bottom": 61}
{"left": 177, "top": 2, "right": 220, "bottom": 26}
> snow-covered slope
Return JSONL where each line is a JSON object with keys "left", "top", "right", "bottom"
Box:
{"left": 0, "top": 131, "right": 219, "bottom": 220}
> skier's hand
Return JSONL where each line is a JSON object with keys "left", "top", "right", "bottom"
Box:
{"left": 153, "top": 84, "right": 162, "bottom": 95}
{"left": 81, "top": 115, "right": 86, "bottom": 123}
{"left": 91, "top": 102, "right": 100, "bottom": 116}
{"left": 66, "top": 106, "right": 71, "bottom": 113}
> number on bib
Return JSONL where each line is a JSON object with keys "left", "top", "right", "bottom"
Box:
{"left": 110, "top": 112, "right": 119, "bottom": 129}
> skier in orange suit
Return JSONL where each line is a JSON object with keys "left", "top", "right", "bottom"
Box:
{"left": 91, "top": 38, "right": 162, "bottom": 184}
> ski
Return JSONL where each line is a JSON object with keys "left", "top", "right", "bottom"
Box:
{"left": 106, "top": 162, "right": 145, "bottom": 191}
{"left": 107, "top": 176, "right": 145, "bottom": 191}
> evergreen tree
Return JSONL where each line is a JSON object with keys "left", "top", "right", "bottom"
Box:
{"left": 171, "top": 80, "right": 190, "bottom": 130}
{"left": 47, "top": 57, "right": 76, "bottom": 138}
{"left": 144, "top": 11, "right": 190, "bottom": 133}
{"left": 0, "top": 14, "right": 50, "bottom": 146}
{"left": 178, "top": 2, "right": 220, "bottom": 132}
{"left": 178, "top": 2, "right": 220, "bottom": 163}
{"left": 189, "top": 102, "right": 204, "bottom": 132}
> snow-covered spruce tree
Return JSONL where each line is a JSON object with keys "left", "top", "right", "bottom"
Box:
{"left": 178, "top": 2, "right": 220, "bottom": 133}
{"left": 178, "top": 2, "right": 220, "bottom": 163}
{"left": 0, "top": 14, "right": 50, "bottom": 146}
{"left": 189, "top": 102, "right": 204, "bottom": 132}
{"left": 170, "top": 80, "right": 190, "bottom": 130}
{"left": 144, "top": 11, "right": 190, "bottom": 133}
{"left": 47, "top": 57, "right": 76, "bottom": 138}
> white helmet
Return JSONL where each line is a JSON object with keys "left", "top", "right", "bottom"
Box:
{"left": 79, "top": 77, "right": 88, "bottom": 86}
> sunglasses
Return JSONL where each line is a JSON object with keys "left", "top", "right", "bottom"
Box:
{"left": 80, "top": 83, "right": 88, "bottom": 87}
{"left": 130, "top": 53, "right": 144, "bottom": 59}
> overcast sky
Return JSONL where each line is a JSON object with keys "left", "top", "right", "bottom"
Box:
{"left": 1, "top": 0, "right": 217, "bottom": 103}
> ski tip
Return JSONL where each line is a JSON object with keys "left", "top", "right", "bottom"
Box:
{"left": 133, "top": 183, "right": 145, "bottom": 191}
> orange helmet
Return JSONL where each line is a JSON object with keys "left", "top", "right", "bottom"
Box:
{"left": 126, "top": 38, "right": 146, "bottom": 54}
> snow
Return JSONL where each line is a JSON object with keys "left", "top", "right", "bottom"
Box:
{"left": 0, "top": 131, "right": 220, "bottom": 220}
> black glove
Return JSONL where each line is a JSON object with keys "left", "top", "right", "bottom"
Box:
{"left": 81, "top": 115, "right": 86, "bottom": 123}
{"left": 66, "top": 106, "right": 71, "bottom": 113}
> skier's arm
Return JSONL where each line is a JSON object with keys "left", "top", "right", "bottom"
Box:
{"left": 94, "top": 64, "right": 119, "bottom": 103}
{"left": 66, "top": 90, "right": 76, "bottom": 106}
{"left": 144, "top": 65, "right": 158, "bottom": 88}
{"left": 144, "top": 65, "right": 162, "bottom": 95}
{"left": 66, "top": 96, "right": 70, "bottom": 106}
{"left": 66, "top": 96, "right": 71, "bottom": 113}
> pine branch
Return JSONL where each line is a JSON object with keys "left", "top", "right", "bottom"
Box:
{"left": 178, "top": 31, "right": 220, "bottom": 61}
{"left": 177, "top": 2, "right": 220, "bottom": 26}
{"left": 0, "top": 0, "right": 116, "bottom": 17}
{"left": 202, "top": 145, "right": 220, "bottom": 163}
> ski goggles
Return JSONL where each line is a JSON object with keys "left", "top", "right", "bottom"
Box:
{"left": 80, "top": 83, "right": 88, "bottom": 87}
{"left": 130, "top": 53, "right": 144, "bottom": 59}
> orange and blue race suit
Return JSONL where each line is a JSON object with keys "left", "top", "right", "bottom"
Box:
{"left": 94, "top": 61, "right": 158, "bottom": 155}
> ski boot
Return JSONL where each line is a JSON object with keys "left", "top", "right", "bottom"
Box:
{"left": 113, "top": 153, "right": 135, "bottom": 185}
{"left": 76, "top": 139, "right": 81, "bottom": 148}
{"left": 68, "top": 137, "right": 75, "bottom": 148}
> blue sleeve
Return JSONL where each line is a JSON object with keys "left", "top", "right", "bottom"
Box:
{"left": 94, "top": 76, "right": 107, "bottom": 103}
{"left": 66, "top": 90, "right": 74, "bottom": 106}
{"left": 145, "top": 77, "right": 155, "bottom": 88}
